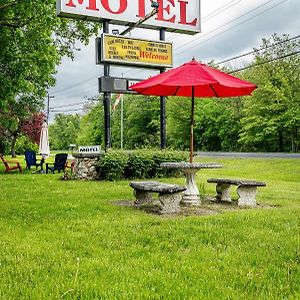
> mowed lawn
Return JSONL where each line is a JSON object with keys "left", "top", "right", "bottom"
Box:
{"left": 0, "top": 156, "right": 300, "bottom": 299}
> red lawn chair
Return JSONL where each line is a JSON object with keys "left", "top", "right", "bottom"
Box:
{"left": 0, "top": 154, "right": 22, "bottom": 173}
{"left": 65, "top": 160, "right": 75, "bottom": 174}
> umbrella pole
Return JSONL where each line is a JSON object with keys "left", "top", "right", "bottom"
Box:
{"left": 190, "top": 87, "right": 195, "bottom": 163}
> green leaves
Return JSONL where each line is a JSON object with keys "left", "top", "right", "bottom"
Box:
{"left": 0, "top": 0, "right": 101, "bottom": 155}
{"left": 49, "top": 114, "right": 80, "bottom": 150}
{"left": 240, "top": 34, "right": 300, "bottom": 152}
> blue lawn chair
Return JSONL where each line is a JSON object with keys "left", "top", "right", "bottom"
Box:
{"left": 24, "top": 151, "right": 44, "bottom": 170}
{"left": 46, "top": 153, "right": 68, "bottom": 174}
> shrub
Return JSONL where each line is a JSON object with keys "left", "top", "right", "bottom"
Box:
{"left": 98, "top": 149, "right": 188, "bottom": 181}
{"left": 16, "top": 135, "right": 39, "bottom": 154}
{"left": 152, "top": 150, "right": 188, "bottom": 177}
{"left": 98, "top": 150, "right": 128, "bottom": 181}
{"left": 125, "top": 150, "right": 154, "bottom": 179}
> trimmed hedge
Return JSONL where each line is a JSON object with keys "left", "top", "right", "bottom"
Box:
{"left": 98, "top": 150, "right": 128, "bottom": 181}
{"left": 98, "top": 150, "right": 189, "bottom": 181}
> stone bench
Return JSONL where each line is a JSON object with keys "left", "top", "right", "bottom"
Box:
{"left": 130, "top": 181, "right": 186, "bottom": 214}
{"left": 207, "top": 178, "right": 266, "bottom": 207}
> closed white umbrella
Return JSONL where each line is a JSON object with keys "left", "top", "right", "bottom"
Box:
{"left": 39, "top": 122, "right": 50, "bottom": 158}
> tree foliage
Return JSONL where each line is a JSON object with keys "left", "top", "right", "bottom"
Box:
{"left": 240, "top": 34, "right": 300, "bottom": 152}
{"left": 0, "top": 0, "right": 100, "bottom": 155}
{"left": 21, "top": 112, "right": 45, "bottom": 144}
{"left": 49, "top": 114, "right": 80, "bottom": 150}
{"left": 111, "top": 94, "right": 160, "bottom": 149}
{"left": 44, "top": 33, "right": 300, "bottom": 154}
{"left": 76, "top": 102, "right": 104, "bottom": 147}
{"left": 167, "top": 96, "right": 242, "bottom": 151}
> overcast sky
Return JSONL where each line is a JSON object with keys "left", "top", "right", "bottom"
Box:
{"left": 47, "top": 0, "right": 300, "bottom": 122}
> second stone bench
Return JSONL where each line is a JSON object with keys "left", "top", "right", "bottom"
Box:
{"left": 207, "top": 178, "right": 266, "bottom": 207}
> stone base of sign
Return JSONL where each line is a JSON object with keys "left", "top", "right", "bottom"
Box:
{"left": 72, "top": 153, "right": 104, "bottom": 180}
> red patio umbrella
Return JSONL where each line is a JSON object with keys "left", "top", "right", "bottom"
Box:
{"left": 130, "top": 58, "right": 257, "bottom": 162}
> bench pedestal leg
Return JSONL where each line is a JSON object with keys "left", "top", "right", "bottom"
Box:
{"left": 134, "top": 190, "right": 153, "bottom": 207}
{"left": 158, "top": 192, "right": 182, "bottom": 214}
{"left": 216, "top": 183, "right": 232, "bottom": 203}
{"left": 181, "top": 169, "right": 200, "bottom": 206}
{"left": 237, "top": 186, "right": 257, "bottom": 207}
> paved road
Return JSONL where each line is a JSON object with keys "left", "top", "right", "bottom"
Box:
{"left": 196, "top": 151, "right": 300, "bottom": 159}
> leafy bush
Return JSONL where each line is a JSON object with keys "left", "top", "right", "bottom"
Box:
{"left": 125, "top": 150, "right": 154, "bottom": 179}
{"left": 152, "top": 150, "right": 188, "bottom": 177}
{"left": 15, "top": 135, "right": 38, "bottom": 154}
{"left": 98, "top": 150, "right": 188, "bottom": 181}
{"left": 98, "top": 150, "right": 128, "bottom": 181}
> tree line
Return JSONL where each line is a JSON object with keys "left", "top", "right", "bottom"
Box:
{"left": 48, "top": 34, "right": 300, "bottom": 153}
{"left": 0, "top": 0, "right": 298, "bottom": 155}
{"left": 0, "top": 0, "right": 99, "bottom": 156}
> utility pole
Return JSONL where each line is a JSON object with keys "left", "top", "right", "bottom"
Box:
{"left": 47, "top": 93, "right": 54, "bottom": 123}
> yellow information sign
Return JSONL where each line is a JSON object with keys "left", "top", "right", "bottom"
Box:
{"left": 102, "top": 34, "right": 173, "bottom": 68}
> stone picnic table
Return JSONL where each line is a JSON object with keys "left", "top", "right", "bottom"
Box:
{"left": 160, "top": 162, "right": 223, "bottom": 206}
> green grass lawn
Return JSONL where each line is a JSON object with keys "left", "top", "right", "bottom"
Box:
{"left": 0, "top": 156, "right": 300, "bottom": 299}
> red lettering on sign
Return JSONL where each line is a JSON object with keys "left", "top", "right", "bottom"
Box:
{"left": 101, "top": 0, "right": 127, "bottom": 14}
{"left": 178, "top": 0, "right": 197, "bottom": 26}
{"left": 156, "top": 0, "right": 175, "bottom": 23}
{"left": 66, "top": 0, "right": 99, "bottom": 11}
{"left": 140, "top": 51, "right": 168, "bottom": 60}
{"left": 136, "top": 0, "right": 146, "bottom": 18}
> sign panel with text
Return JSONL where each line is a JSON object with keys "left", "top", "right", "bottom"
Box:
{"left": 57, "top": 0, "right": 200, "bottom": 34}
{"left": 78, "top": 145, "right": 101, "bottom": 154}
{"left": 101, "top": 34, "right": 173, "bottom": 68}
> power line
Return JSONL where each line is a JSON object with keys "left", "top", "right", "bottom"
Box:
{"left": 216, "top": 34, "right": 300, "bottom": 66}
{"left": 174, "top": 0, "right": 288, "bottom": 57}
{"left": 50, "top": 0, "right": 293, "bottom": 100}
{"left": 203, "top": 0, "right": 242, "bottom": 21}
{"left": 121, "top": 0, "right": 288, "bottom": 79}
{"left": 167, "top": 0, "right": 243, "bottom": 42}
{"left": 229, "top": 50, "right": 300, "bottom": 74}
{"left": 50, "top": 101, "right": 88, "bottom": 109}
{"left": 51, "top": 73, "right": 99, "bottom": 95}
{"left": 51, "top": 51, "right": 300, "bottom": 113}
{"left": 51, "top": 0, "right": 283, "bottom": 95}
{"left": 50, "top": 108, "right": 85, "bottom": 113}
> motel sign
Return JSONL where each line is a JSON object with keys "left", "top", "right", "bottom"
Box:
{"left": 57, "top": 0, "right": 201, "bottom": 34}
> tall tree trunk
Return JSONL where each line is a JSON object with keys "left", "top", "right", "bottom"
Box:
{"left": 278, "top": 130, "right": 283, "bottom": 152}
{"left": 11, "top": 134, "right": 18, "bottom": 158}
{"left": 292, "top": 126, "right": 298, "bottom": 152}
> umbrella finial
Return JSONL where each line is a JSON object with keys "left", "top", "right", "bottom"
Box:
{"left": 192, "top": 57, "right": 195, "bottom": 61}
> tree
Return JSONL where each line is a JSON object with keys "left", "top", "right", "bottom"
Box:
{"left": 167, "top": 96, "right": 242, "bottom": 151}
{"left": 76, "top": 102, "right": 104, "bottom": 147}
{"left": 49, "top": 114, "right": 80, "bottom": 150}
{"left": 21, "top": 112, "right": 45, "bottom": 144}
{"left": 194, "top": 98, "right": 242, "bottom": 151}
{"left": 120, "top": 94, "right": 160, "bottom": 149}
{"left": 0, "top": 0, "right": 100, "bottom": 155}
{"left": 166, "top": 96, "right": 190, "bottom": 150}
{"left": 77, "top": 94, "right": 161, "bottom": 150}
{"left": 0, "top": 96, "right": 44, "bottom": 156}
{"left": 240, "top": 34, "right": 300, "bottom": 152}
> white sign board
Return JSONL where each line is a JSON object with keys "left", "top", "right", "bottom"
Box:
{"left": 78, "top": 145, "right": 101, "bottom": 154}
{"left": 57, "top": 0, "right": 200, "bottom": 34}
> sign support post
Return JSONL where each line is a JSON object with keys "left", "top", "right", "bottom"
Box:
{"left": 102, "top": 20, "right": 111, "bottom": 150}
{"left": 160, "top": 28, "right": 166, "bottom": 149}
{"left": 120, "top": 94, "right": 124, "bottom": 149}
